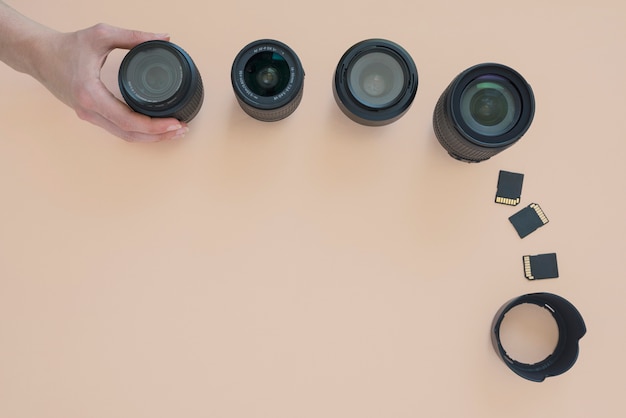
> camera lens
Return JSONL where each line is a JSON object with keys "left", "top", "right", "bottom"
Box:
{"left": 433, "top": 63, "right": 535, "bottom": 162}
{"left": 231, "top": 39, "right": 305, "bottom": 122}
{"left": 333, "top": 39, "right": 418, "bottom": 126}
{"left": 119, "top": 40, "right": 204, "bottom": 123}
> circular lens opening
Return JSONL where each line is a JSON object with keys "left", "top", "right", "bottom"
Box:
{"left": 244, "top": 51, "right": 290, "bottom": 97}
{"left": 499, "top": 303, "right": 560, "bottom": 365}
{"left": 460, "top": 75, "right": 520, "bottom": 136}
{"left": 125, "top": 47, "right": 183, "bottom": 103}
{"left": 347, "top": 52, "right": 405, "bottom": 108}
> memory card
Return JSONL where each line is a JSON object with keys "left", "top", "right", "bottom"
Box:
{"left": 509, "top": 203, "right": 549, "bottom": 238}
{"left": 523, "top": 253, "right": 559, "bottom": 280}
{"left": 495, "top": 170, "right": 524, "bottom": 206}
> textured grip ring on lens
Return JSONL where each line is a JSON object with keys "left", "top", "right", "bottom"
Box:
{"left": 231, "top": 39, "right": 305, "bottom": 122}
{"left": 118, "top": 40, "right": 204, "bottom": 123}
{"left": 433, "top": 63, "right": 535, "bottom": 162}
{"left": 333, "top": 39, "right": 418, "bottom": 126}
{"left": 491, "top": 293, "right": 586, "bottom": 382}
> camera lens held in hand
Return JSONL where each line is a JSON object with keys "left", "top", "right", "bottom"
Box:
{"left": 118, "top": 40, "right": 204, "bottom": 123}
{"left": 231, "top": 39, "right": 305, "bottom": 122}
{"left": 433, "top": 63, "right": 535, "bottom": 162}
{"left": 333, "top": 39, "right": 418, "bottom": 126}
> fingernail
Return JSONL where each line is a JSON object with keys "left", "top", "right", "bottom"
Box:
{"left": 166, "top": 124, "right": 182, "bottom": 132}
{"left": 155, "top": 33, "right": 170, "bottom": 38}
{"left": 172, "top": 127, "right": 189, "bottom": 139}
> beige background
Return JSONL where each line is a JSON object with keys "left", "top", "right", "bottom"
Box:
{"left": 1, "top": 0, "right": 625, "bottom": 417}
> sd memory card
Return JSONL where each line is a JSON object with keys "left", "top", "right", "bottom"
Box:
{"left": 523, "top": 253, "right": 559, "bottom": 280}
{"left": 509, "top": 203, "right": 549, "bottom": 238}
{"left": 495, "top": 170, "right": 524, "bottom": 206}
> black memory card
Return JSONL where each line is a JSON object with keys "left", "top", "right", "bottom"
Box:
{"left": 509, "top": 203, "right": 549, "bottom": 238}
{"left": 523, "top": 253, "right": 559, "bottom": 280}
{"left": 495, "top": 170, "right": 524, "bottom": 206}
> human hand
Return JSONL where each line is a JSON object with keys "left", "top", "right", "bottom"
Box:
{"left": 33, "top": 23, "right": 189, "bottom": 142}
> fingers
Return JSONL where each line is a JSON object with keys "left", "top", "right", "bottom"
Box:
{"left": 103, "top": 116, "right": 187, "bottom": 143}
{"left": 75, "top": 80, "right": 188, "bottom": 142}
{"left": 81, "top": 109, "right": 188, "bottom": 143}
{"left": 86, "top": 23, "right": 170, "bottom": 53}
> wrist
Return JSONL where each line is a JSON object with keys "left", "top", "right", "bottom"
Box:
{"left": 0, "top": 2, "right": 58, "bottom": 78}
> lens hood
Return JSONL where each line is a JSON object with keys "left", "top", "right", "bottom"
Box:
{"left": 491, "top": 293, "right": 586, "bottom": 382}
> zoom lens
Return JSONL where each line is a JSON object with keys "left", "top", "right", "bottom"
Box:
{"left": 231, "top": 39, "right": 305, "bottom": 122}
{"left": 433, "top": 63, "right": 535, "bottom": 162}
{"left": 119, "top": 41, "right": 204, "bottom": 123}
{"left": 333, "top": 39, "right": 418, "bottom": 126}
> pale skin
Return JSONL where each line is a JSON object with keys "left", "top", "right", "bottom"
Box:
{"left": 0, "top": 1, "right": 188, "bottom": 142}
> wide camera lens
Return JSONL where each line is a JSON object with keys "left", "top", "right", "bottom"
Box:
{"left": 231, "top": 39, "right": 305, "bottom": 122}
{"left": 333, "top": 39, "right": 418, "bottom": 126}
{"left": 433, "top": 63, "right": 535, "bottom": 162}
{"left": 119, "top": 40, "right": 204, "bottom": 123}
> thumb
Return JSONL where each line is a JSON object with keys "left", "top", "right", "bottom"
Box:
{"left": 94, "top": 24, "right": 170, "bottom": 51}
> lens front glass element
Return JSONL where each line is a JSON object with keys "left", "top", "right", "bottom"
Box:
{"left": 244, "top": 52, "right": 290, "bottom": 97}
{"left": 460, "top": 75, "right": 520, "bottom": 136}
{"left": 347, "top": 52, "right": 405, "bottom": 108}
{"left": 125, "top": 47, "right": 183, "bottom": 103}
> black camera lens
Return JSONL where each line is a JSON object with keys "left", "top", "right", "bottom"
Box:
{"left": 119, "top": 40, "right": 204, "bottom": 123}
{"left": 231, "top": 39, "right": 305, "bottom": 122}
{"left": 433, "top": 63, "right": 535, "bottom": 162}
{"left": 333, "top": 39, "right": 418, "bottom": 126}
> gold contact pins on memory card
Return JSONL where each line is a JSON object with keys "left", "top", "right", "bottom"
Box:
{"left": 523, "top": 255, "right": 534, "bottom": 279}
{"left": 530, "top": 203, "right": 549, "bottom": 225}
{"left": 496, "top": 196, "right": 521, "bottom": 205}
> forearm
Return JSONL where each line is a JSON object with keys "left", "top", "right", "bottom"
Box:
{"left": 0, "top": 1, "right": 58, "bottom": 79}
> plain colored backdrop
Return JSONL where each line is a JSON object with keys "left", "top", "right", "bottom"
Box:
{"left": 1, "top": 1, "right": 625, "bottom": 417}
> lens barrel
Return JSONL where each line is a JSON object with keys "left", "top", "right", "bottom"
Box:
{"left": 333, "top": 39, "right": 418, "bottom": 126}
{"left": 433, "top": 63, "right": 535, "bottom": 162}
{"left": 118, "top": 41, "right": 204, "bottom": 123}
{"left": 231, "top": 39, "right": 305, "bottom": 122}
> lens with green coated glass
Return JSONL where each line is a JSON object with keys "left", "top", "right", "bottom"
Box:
{"left": 461, "top": 76, "right": 518, "bottom": 136}
{"left": 244, "top": 52, "right": 290, "bottom": 97}
{"left": 231, "top": 39, "right": 305, "bottom": 122}
{"left": 433, "top": 63, "right": 535, "bottom": 162}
